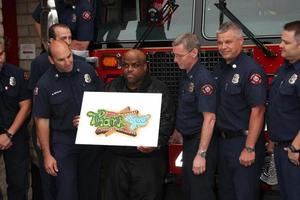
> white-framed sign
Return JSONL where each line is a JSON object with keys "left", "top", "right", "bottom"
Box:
{"left": 76, "top": 92, "right": 162, "bottom": 147}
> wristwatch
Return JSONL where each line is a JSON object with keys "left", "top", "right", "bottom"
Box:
{"left": 245, "top": 146, "right": 255, "bottom": 153}
{"left": 4, "top": 129, "right": 13, "bottom": 139}
{"left": 288, "top": 144, "right": 300, "bottom": 153}
{"left": 197, "top": 150, "right": 207, "bottom": 158}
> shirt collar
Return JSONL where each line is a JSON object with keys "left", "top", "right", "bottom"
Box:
{"left": 0, "top": 63, "right": 11, "bottom": 77}
{"left": 284, "top": 60, "right": 300, "bottom": 71}
{"left": 186, "top": 60, "right": 201, "bottom": 79}
{"left": 52, "top": 65, "right": 80, "bottom": 79}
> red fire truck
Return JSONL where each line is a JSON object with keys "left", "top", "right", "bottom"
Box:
{"left": 41, "top": 0, "right": 299, "bottom": 199}
{"left": 86, "top": 1, "right": 299, "bottom": 198}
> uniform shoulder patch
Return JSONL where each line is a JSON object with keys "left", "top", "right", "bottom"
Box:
{"left": 250, "top": 73, "right": 262, "bottom": 85}
{"left": 34, "top": 87, "right": 39, "bottom": 96}
{"left": 82, "top": 11, "right": 92, "bottom": 21}
{"left": 201, "top": 84, "right": 214, "bottom": 96}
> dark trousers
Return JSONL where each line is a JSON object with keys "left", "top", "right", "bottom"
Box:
{"left": 1, "top": 135, "right": 29, "bottom": 200}
{"left": 274, "top": 144, "right": 300, "bottom": 200}
{"left": 52, "top": 143, "right": 102, "bottom": 200}
{"left": 182, "top": 134, "right": 218, "bottom": 200}
{"left": 31, "top": 126, "right": 56, "bottom": 200}
{"left": 218, "top": 135, "right": 264, "bottom": 200}
{"left": 105, "top": 151, "right": 167, "bottom": 200}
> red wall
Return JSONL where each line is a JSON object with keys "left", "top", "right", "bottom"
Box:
{"left": 2, "top": 0, "right": 19, "bottom": 65}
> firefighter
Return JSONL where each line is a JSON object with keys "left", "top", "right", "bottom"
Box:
{"left": 105, "top": 49, "right": 175, "bottom": 200}
{"left": 32, "top": 0, "right": 94, "bottom": 50}
{"left": 170, "top": 33, "right": 218, "bottom": 200}
{"left": 28, "top": 23, "right": 84, "bottom": 200}
{"left": 0, "top": 43, "right": 31, "bottom": 200}
{"left": 32, "top": 40, "right": 105, "bottom": 200}
{"left": 214, "top": 22, "right": 267, "bottom": 200}
{"left": 267, "top": 20, "right": 300, "bottom": 200}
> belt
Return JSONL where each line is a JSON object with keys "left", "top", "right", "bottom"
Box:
{"left": 219, "top": 130, "right": 248, "bottom": 139}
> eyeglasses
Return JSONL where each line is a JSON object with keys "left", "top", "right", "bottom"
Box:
{"left": 172, "top": 50, "right": 193, "bottom": 59}
{"left": 122, "top": 62, "right": 145, "bottom": 69}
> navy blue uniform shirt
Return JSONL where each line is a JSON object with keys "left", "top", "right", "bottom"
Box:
{"left": 28, "top": 51, "right": 85, "bottom": 91}
{"left": 32, "top": 0, "right": 94, "bottom": 41}
{"left": 267, "top": 61, "right": 300, "bottom": 142}
{"left": 0, "top": 63, "right": 31, "bottom": 131}
{"left": 176, "top": 61, "right": 217, "bottom": 136}
{"left": 32, "top": 59, "right": 104, "bottom": 143}
{"left": 214, "top": 52, "right": 267, "bottom": 132}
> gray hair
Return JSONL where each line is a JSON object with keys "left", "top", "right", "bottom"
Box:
{"left": 172, "top": 32, "right": 200, "bottom": 52}
{"left": 217, "top": 21, "right": 243, "bottom": 38}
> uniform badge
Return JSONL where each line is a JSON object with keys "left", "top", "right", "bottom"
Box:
{"left": 232, "top": 74, "right": 240, "bottom": 84}
{"left": 9, "top": 77, "right": 16, "bottom": 86}
{"left": 34, "top": 87, "right": 39, "bottom": 96}
{"left": 201, "top": 84, "right": 214, "bottom": 96}
{"left": 250, "top": 73, "right": 262, "bottom": 85}
{"left": 187, "top": 82, "right": 194, "bottom": 92}
{"left": 84, "top": 74, "right": 92, "bottom": 83}
{"left": 72, "top": 14, "right": 77, "bottom": 23}
{"left": 288, "top": 74, "right": 298, "bottom": 84}
{"left": 82, "top": 11, "right": 92, "bottom": 21}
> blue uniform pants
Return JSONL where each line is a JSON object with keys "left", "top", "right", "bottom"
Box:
{"left": 274, "top": 144, "right": 300, "bottom": 200}
{"left": 1, "top": 133, "right": 29, "bottom": 200}
{"left": 52, "top": 143, "right": 102, "bottom": 200}
{"left": 32, "top": 125, "right": 56, "bottom": 200}
{"left": 218, "top": 135, "right": 264, "bottom": 200}
{"left": 182, "top": 133, "right": 217, "bottom": 200}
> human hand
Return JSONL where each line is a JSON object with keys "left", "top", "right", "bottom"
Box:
{"left": 0, "top": 134, "right": 12, "bottom": 150}
{"left": 72, "top": 115, "right": 80, "bottom": 128}
{"left": 137, "top": 146, "right": 156, "bottom": 153}
{"left": 169, "top": 129, "right": 183, "bottom": 144}
{"left": 239, "top": 148, "right": 255, "bottom": 167}
{"left": 44, "top": 153, "right": 59, "bottom": 176}
{"left": 284, "top": 147, "right": 300, "bottom": 166}
{"left": 192, "top": 155, "right": 206, "bottom": 175}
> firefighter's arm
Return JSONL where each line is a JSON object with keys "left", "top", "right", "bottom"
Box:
{"left": 7, "top": 99, "right": 31, "bottom": 136}
{"left": 0, "top": 99, "right": 31, "bottom": 149}
{"left": 71, "top": 40, "right": 90, "bottom": 51}
{"left": 35, "top": 117, "right": 58, "bottom": 176}
{"left": 193, "top": 112, "right": 215, "bottom": 175}
{"left": 239, "top": 105, "right": 265, "bottom": 166}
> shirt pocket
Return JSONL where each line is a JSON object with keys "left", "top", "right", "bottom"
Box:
{"left": 279, "top": 84, "right": 295, "bottom": 96}
{"left": 182, "top": 92, "right": 195, "bottom": 103}
{"left": 225, "top": 84, "right": 242, "bottom": 95}
{"left": 49, "top": 94, "right": 72, "bottom": 118}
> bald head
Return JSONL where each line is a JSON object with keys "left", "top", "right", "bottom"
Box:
{"left": 48, "top": 40, "right": 73, "bottom": 72}
{"left": 122, "top": 49, "right": 148, "bottom": 90}
{"left": 124, "top": 49, "right": 147, "bottom": 63}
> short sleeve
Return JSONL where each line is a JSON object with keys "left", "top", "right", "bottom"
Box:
{"left": 245, "top": 67, "right": 267, "bottom": 107}
{"left": 75, "top": 2, "right": 94, "bottom": 41}
{"left": 32, "top": 83, "right": 50, "bottom": 118}
{"left": 196, "top": 75, "right": 217, "bottom": 113}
